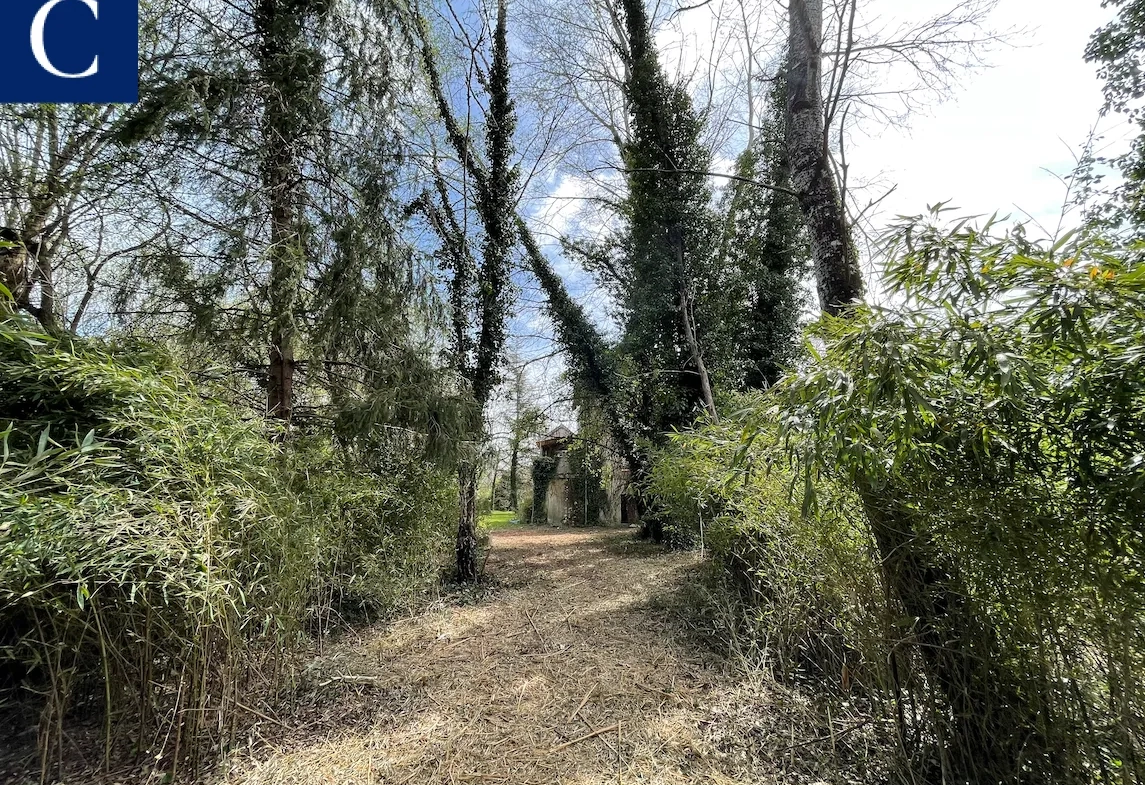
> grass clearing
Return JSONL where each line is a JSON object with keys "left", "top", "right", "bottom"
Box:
{"left": 479, "top": 510, "right": 519, "bottom": 531}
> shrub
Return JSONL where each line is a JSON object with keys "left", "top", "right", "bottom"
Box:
{"left": 768, "top": 213, "right": 1145, "bottom": 783}
{"left": 476, "top": 490, "right": 494, "bottom": 517}
{"left": 290, "top": 439, "right": 455, "bottom": 628}
{"left": 647, "top": 423, "right": 884, "bottom": 687}
{"left": 566, "top": 439, "right": 608, "bottom": 527}
{"left": 0, "top": 317, "right": 454, "bottom": 775}
{"left": 529, "top": 455, "right": 557, "bottom": 525}
{"left": 516, "top": 492, "right": 533, "bottom": 527}
{"left": 652, "top": 213, "right": 1145, "bottom": 784}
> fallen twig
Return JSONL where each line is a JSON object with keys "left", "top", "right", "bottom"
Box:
{"left": 567, "top": 682, "right": 597, "bottom": 723}
{"left": 317, "top": 674, "right": 382, "bottom": 687}
{"left": 234, "top": 700, "right": 291, "bottom": 730}
{"left": 634, "top": 680, "right": 673, "bottom": 699}
{"left": 781, "top": 718, "right": 874, "bottom": 752}
{"left": 549, "top": 722, "right": 621, "bottom": 753}
{"left": 524, "top": 606, "right": 547, "bottom": 650}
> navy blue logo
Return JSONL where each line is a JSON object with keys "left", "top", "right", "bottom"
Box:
{"left": 1, "top": 1, "right": 138, "bottom": 103}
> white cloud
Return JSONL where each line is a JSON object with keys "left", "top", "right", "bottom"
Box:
{"left": 849, "top": 0, "right": 1130, "bottom": 236}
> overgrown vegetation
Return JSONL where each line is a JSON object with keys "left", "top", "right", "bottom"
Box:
{"left": 653, "top": 214, "right": 1145, "bottom": 783}
{"left": 648, "top": 421, "right": 881, "bottom": 681}
{"left": 638, "top": 6, "right": 1145, "bottom": 784}
{"left": 2, "top": 0, "right": 1141, "bottom": 782}
{"left": 0, "top": 317, "right": 454, "bottom": 777}
{"left": 527, "top": 455, "right": 558, "bottom": 526}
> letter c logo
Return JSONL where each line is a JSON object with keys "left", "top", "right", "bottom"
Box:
{"left": 31, "top": 0, "right": 99, "bottom": 79}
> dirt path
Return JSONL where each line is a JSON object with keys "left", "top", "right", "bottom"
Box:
{"left": 220, "top": 528, "right": 846, "bottom": 785}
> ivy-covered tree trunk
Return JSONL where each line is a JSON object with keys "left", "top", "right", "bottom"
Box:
{"left": 0, "top": 241, "right": 25, "bottom": 314}
{"left": 418, "top": 0, "right": 517, "bottom": 581}
{"left": 1, "top": 229, "right": 52, "bottom": 330}
{"left": 456, "top": 461, "right": 480, "bottom": 582}
{"left": 619, "top": 0, "right": 720, "bottom": 430}
{"left": 786, "top": 0, "right": 863, "bottom": 316}
{"left": 416, "top": 9, "right": 645, "bottom": 527}
{"left": 265, "top": 163, "right": 299, "bottom": 423}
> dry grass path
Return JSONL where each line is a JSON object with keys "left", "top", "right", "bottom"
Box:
{"left": 220, "top": 528, "right": 849, "bottom": 785}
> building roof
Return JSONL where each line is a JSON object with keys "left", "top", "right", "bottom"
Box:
{"left": 537, "top": 425, "right": 574, "bottom": 448}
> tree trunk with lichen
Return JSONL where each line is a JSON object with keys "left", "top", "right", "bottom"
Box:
{"left": 786, "top": 0, "right": 864, "bottom": 316}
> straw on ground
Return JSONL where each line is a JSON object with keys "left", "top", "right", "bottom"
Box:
{"left": 219, "top": 528, "right": 864, "bottom": 785}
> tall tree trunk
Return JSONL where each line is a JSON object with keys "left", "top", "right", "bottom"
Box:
{"left": 255, "top": 0, "right": 307, "bottom": 424}
{"left": 456, "top": 461, "right": 480, "bottom": 583}
{"left": 785, "top": 1, "right": 1035, "bottom": 772}
{"left": 454, "top": 0, "right": 516, "bottom": 582}
{"left": 679, "top": 287, "right": 718, "bottom": 421}
{"left": 417, "top": 15, "right": 643, "bottom": 516}
{"left": 786, "top": 0, "right": 864, "bottom": 316}
{"left": 509, "top": 443, "right": 519, "bottom": 509}
{"left": 266, "top": 187, "right": 298, "bottom": 423}
{"left": 672, "top": 226, "right": 718, "bottom": 422}
{"left": 35, "top": 251, "right": 58, "bottom": 334}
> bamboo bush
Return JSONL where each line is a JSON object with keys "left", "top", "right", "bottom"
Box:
{"left": 0, "top": 315, "right": 455, "bottom": 778}
{"left": 646, "top": 421, "right": 885, "bottom": 689}
{"left": 652, "top": 213, "right": 1145, "bottom": 784}
{"left": 769, "top": 213, "right": 1145, "bottom": 782}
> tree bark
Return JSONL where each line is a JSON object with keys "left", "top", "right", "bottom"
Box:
{"left": 509, "top": 444, "right": 519, "bottom": 509}
{"left": 0, "top": 242, "right": 31, "bottom": 315}
{"left": 679, "top": 287, "right": 718, "bottom": 422}
{"left": 255, "top": 0, "right": 306, "bottom": 425}
{"left": 35, "top": 249, "right": 58, "bottom": 334}
{"left": 786, "top": 0, "right": 864, "bottom": 316}
{"left": 456, "top": 462, "right": 480, "bottom": 582}
{"left": 1, "top": 229, "right": 56, "bottom": 330}
{"left": 671, "top": 228, "right": 718, "bottom": 422}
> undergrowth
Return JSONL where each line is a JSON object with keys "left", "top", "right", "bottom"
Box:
{"left": 649, "top": 215, "right": 1145, "bottom": 784}
{"left": 647, "top": 423, "right": 884, "bottom": 691}
{"left": 0, "top": 316, "right": 454, "bottom": 780}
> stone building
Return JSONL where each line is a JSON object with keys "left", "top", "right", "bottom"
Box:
{"left": 532, "top": 425, "right": 636, "bottom": 527}
{"left": 536, "top": 426, "right": 574, "bottom": 527}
